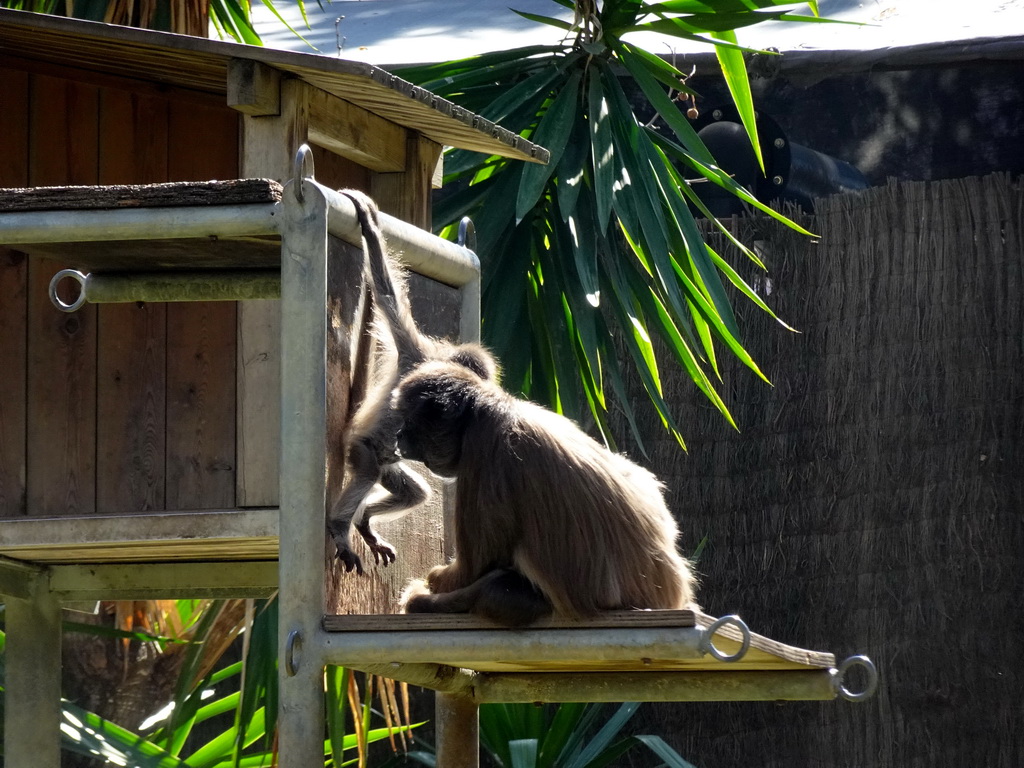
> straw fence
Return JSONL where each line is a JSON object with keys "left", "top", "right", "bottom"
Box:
{"left": 616, "top": 174, "right": 1024, "bottom": 767}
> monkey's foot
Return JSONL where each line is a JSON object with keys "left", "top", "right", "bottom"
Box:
{"left": 399, "top": 578, "right": 432, "bottom": 613}
{"left": 331, "top": 537, "right": 365, "bottom": 575}
{"left": 355, "top": 525, "right": 397, "bottom": 567}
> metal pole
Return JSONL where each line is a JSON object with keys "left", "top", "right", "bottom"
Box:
{"left": 4, "top": 571, "right": 62, "bottom": 768}
{"left": 277, "top": 154, "right": 330, "bottom": 768}
{"left": 473, "top": 669, "right": 838, "bottom": 703}
{"left": 436, "top": 694, "right": 479, "bottom": 768}
{"left": 321, "top": 625, "right": 708, "bottom": 667}
{"left": 319, "top": 183, "right": 480, "bottom": 288}
{"left": 0, "top": 203, "right": 281, "bottom": 244}
{"left": 49, "top": 269, "right": 280, "bottom": 310}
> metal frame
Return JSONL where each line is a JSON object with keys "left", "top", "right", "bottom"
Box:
{"left": 274, "top": 151, "right": 489, "bottom": 768}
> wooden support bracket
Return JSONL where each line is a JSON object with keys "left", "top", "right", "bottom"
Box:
{"left": 228, "top": 59, "right": 282, "bottom": 117}
{"left": 308, "top": 87, "right": 407, "bottom": 172}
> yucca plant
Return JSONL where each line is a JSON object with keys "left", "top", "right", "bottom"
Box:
{"left": 0, "top": 600, "right": 416, "bottom": 767}
{"left": 396, "top": 0, "right": 834, "bottom": 450}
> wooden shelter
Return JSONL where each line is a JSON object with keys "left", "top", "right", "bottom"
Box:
{"left": 0, "top": 10, "right": 872, "bottom": 768}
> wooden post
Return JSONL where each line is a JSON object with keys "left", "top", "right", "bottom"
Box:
{"left": 436, "top": 694, "right": 480, "bottom": 768}
{"left": 4, "top": 570, "right": 62, "bottom": 768}
{"left": 235, "top": 77, "right": 309, "bottom": 508}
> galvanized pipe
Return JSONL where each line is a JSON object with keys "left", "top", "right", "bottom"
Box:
{"left": 0, "top": 203, "right": 281, "bottom": 244}
{"left": 345, "top": 661, "right": 479, "bottom": 696}
{"left": 277, "top": 166, "right": 331, "bottom": 768}
{"left": 319, "top": 183, "right": 481, "bottom": 289}
{"left": 321, "top": 625, "right": 708, "bottom": 667}
{"left": 473, "top": 669, "right": 839, "bottom": 703}
{"left": 49, "top": 268, "right": 280, "bottom": 311}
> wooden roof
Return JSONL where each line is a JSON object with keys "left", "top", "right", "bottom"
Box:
{"left": 0, "top": 8, "right": 549, "bottom": 165}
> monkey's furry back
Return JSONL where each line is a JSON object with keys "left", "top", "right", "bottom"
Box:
{"left": 429, "top": 368, "right": 697, "bottom": 616}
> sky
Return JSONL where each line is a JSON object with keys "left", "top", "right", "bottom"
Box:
{"left": 250, "top": 0, "right": 1024, "bottom": 67}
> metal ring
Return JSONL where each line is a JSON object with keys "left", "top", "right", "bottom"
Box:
{"left": 48, "top": 269, "right": 88, "bottom": 313}
{"left": 292, "top": 144, "right": 315, "bottom": 203}
{"left": 284, "top": 629, "right": 302, "bottom": 677}
{"left": 699, "top": 614, "right": 751, "bottom": 663}
{"left": 832, "top": 655, "right": 878, "bottom": 702}
{"left": 458, "top": 217, "right": 477, "bottom": 252}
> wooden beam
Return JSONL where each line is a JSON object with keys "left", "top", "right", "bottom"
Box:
{"left": 227, "top": 59, "right": 282, "bottom": 117}
{"left": 48, "top": 561, "right": 278, "bottom": 599}
{"left": 237, "top": 78, "right": 311, "bottom": 507}
{"left": 308, "top": 87, "right": 406, "bottom": 172}
{"left": 370, "top": 134, "right": 442, "bottom": 228}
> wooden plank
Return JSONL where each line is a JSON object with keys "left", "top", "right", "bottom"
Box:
{"left": 308, "top": 88, "right": 406, "bottom": 172}
{"left": 48, "top": 561, "right": 279, "bottom": 599}
{"left": 26, "top": 75, "right": 99, "bottom": 517}
{"left": 326, "top": 610, "right": 699, "bottom": 632}
{"left": 166, "top": 301, "right": 237, "bottom": 509}
{"left": 0, "top": 178, "right": 283, "bottom": 211}
{"left": 236, "top": 78, "right": 311, "bottom": 508}
{"left": 166, "top": 99, "right": 240, "bottom": 511}
{"left": 0, "top": 67, "right": 29, "bottom": 517}
{"left": 0, "top": 540, "right": 279, "bottom": 563}
{"left": 0, "top": 10, "right": 549, "bottom": 164}
{"left": 370, "top": 135, "right": 442, "bottom": 228}
{"left": 96, "top": 87, "right": 169, "bottom": 515}
{"left": 17, "top": 236, "right": 281, "bottom": 272}
{"left": 0, "top": 52, "right": 228, "bottom": 108}
{"left": 0, "top": 508, "right": 279, "bottom": 563}
{"left": 96, "top": 303, "right": 167, "bottom": 512}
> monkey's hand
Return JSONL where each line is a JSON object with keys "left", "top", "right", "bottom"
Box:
{"left": 355, "top": 521, "right": 397, "bottom": 567}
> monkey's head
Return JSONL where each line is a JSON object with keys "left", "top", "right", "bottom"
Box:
{"left": 393, "top": 362, "right": 481, "bottom": 478}
{"left": 447, "top": 343, "right": 500, "bottom": 383}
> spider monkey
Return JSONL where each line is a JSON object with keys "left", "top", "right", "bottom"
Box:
{"left": 328, "top": 190, "right": 497, "bottom": 575}
{"left": 395, "top": 362, "right": 698, "bottom": 627}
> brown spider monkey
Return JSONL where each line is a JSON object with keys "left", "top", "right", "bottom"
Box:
{"left": 395, "top": 362, "right": 698, "bottom": 627}
{"left": 328, "top": 190, "right": 498, "bottom": 575}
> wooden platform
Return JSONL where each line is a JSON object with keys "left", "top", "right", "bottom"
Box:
{"left": 0, "top": 179, "right": 283, "bottom": 212}
{"left": 0, "top": 180, "right": 283, "bottom": 270}
{"left": 0, "top": 509, "right": 279, "bottom": 563}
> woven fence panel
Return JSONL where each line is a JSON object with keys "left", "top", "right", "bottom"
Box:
{"left": 617, "top": 175, "right": 1024, "bottom": 767}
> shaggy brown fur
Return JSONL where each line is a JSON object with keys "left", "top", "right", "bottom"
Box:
{"left": 329, "top": 190, "right": 497, "bottom": 574}
{"left": 395, "top": 361, "right": 698, "bottom": 626}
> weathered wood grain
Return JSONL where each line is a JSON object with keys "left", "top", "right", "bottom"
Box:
{"left": 326, "top": 610, "right": 699, "bottom": 632}
{"left": 0, "top": 68, "right": 29, "bottom": 517}
{"left": 26, "top": 75, "right": 99, "bottom": 517}
{"left": 0, "top": 178, "right": 282, "bottom": 211}
{"left": 0, "top": 9, "right": 548, "bottom": 165}
{"left": 0, "top": 508, "right": 279, "bottom": 563}
{"left": 234, "top": 79, "right": 307, "bottom": 508}
{"left": 162, "top": 98, "right": 240, "bottom": 511}
{"left": 95, "top": 88, "right": 169, "bottom": 515}
{"left": 227, "top": 58, "right": 281, "bottom": 117}
{"left": 308, "top": 87, "right": 407, "bottom": 172}
{"left": 166, "top": 302, "right": 237, "bottom": 509}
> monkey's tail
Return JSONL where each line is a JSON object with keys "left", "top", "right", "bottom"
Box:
{"left": 340, "top": 189, "right": 430, "bottom": 367}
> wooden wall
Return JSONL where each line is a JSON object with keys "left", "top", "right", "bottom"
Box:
{"left": 0, "top": 58, "right": 368, "bottom": 519}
